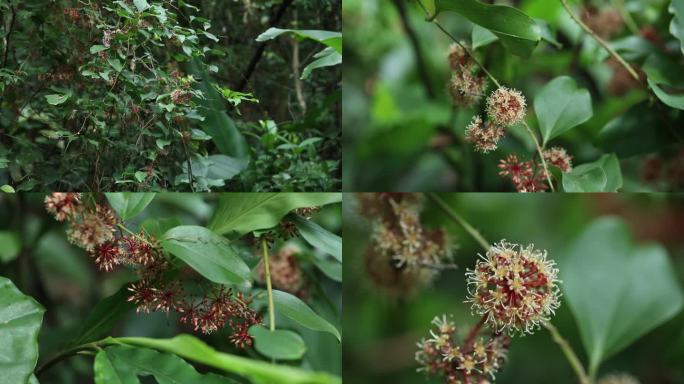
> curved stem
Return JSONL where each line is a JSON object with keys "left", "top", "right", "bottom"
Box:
{"left": 426, "top": 193, "right": 490, "bottom": 251}
{"left": 523, "top": 122, "right": 555, "bottom": 192}
{"left": 415, "top": 0, "right": 501, "bottom": 88}
{"left": 36, "top": 342, "right": 100, "bottom": 377}
{"left": 544, "top": 322, "right": 592, "bottom": 384}
{"left": 261, "top": 239, "right": 276, "bottom": 333}
{"left": 560, "top": 0, "right": 639, "bottom": 81}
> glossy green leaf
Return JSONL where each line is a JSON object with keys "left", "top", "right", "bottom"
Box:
{"left": 272, "top": 290, "right": 340, "bottom": 341}
{"left": 112, "top": 334, "right": 341, "bottom": 384}
{"left": 256, "top": 28, "right": 342, "bottom": 54}
{"left": 161, "top": 225, "right": 251, "bottom": 286}
{"left": 0, "top": 231, "right": 21, "bottom": 263}
{"left": 45, "top": 94, "right": 69, "bottom": 105}
{"left": 0, "top": 185, "right": 15, "bottom": 193}
{"left": 562, "top": 218, "right": 684, "bottom": 372}
{"left": 312, "top": 257, "right": 342, "bottom": 282}
{"left": 208, "top": 193, "right": 342, "bottom": 236}
{"left": 597, "top": 102, "right": 676, "bottom": 157}
{"left": 534, "top": 76, "right": 592, "bottom": 145}
{"left": 434, "top": 0, "right": 541, "bottom": 56}
{"left": 249, "top": 325, "right": 307, "bottom": 360}
{"left": 643, "top": 53, "right": 684, "bottom": 110}
{"left": 94, "top": 345, "right": 235, "bottom": 384}
{"left": 105, "top": 193, "right": 155, "bottom": 221}
{"left": 471, "top": 25, "right": 497, "bottom": 50}
{"left": 670, "top": 0, "right": 684, "bottom": 55}
{"left": 0, "top": 276, "right": 45, "bottom": 383}
{"left": 301, "top": 48, "right": 342, "bottom": 79}
{"left": 68, "top": 285, "right": 136, "bottom": 347}
{"left": 133, "top": 0, "right": 150, "bottom": 12}
{"left": 293, "top": 215, "right": 341, "bottom": 262}
{"left": 562, "top": 154, "right": 622, "bottom": 192}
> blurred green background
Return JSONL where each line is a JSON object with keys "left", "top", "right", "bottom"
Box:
{"left": 0, "top": 194, "right": 342, "bottom": 383}
{"left": 342, "top": 0, "right": 684, "bottom": 192}
{"left": 343, "top": 193, "right": 684, "bottom": 383}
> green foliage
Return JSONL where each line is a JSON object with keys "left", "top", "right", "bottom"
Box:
{"left": 562, "top": 217, "right": 684, "bottom": 374}
{"left": 294, "top": 215, "right": 342, "bottom": 262}
{"left": 106, "top": 193, "right": 156, "bottom": 220}
{"left": 562, "top": 154, "right": 623, "bottom": 192}
{"left": 272, "top": 290, "right": 341, "bottom": 341}
{"left": 0, "top": 276, "right": 45, "bottom": 383}
{"left": 534, "top": 76, "right": 593, "bottom": 146}
{"left": 249, "top": 325, "right": 307, "bottom": 361}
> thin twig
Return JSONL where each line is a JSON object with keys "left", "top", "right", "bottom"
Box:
{"left": 560, "top": 0, "right": 639, "bottom": 81}
{"left": 426, "top": 193, "right": 491, "bottom": 251}
{"left": 415, "top": 0, "right": 501, "bottom": 88}
{"left": 261, "top": 239, "right": 276, "bottom": 333}
{"left": 523, "top": 122, "right": 555, "bottom": 192}
{"left": 544, "top": 322, "right": 591, "bottom": 384}
{"left": 393, "top": 0, "right": 435, "bottom": 98}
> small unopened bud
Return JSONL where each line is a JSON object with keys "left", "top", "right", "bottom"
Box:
{"left": 486, "top": 87, "right": 527, "bottom": 127}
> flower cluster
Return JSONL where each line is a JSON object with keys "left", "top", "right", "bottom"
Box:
{"left": 416, "top": 315, "right": 511, "bottom": 383}
{"left": 447, "top": 43, "right": 487, "bottom": 108}
{"left": 465, "top": 240, "right": 561, "bottom": 335}
{"left": 498, "top": 154, "right": 548, "bottom": 193}
{"left": 486, "top": 87, "right": 527, "bottom": 128}
{"left": 543, "top": 147, "right": 573, "bottom": 173}
{"left": 45, "top": 193, "right": 261, "bottom": 348}
{"left": 464, "top": 115, "right": 506, "bottom": 154}
{"left": 256, "top": 244, "right": 306, "bottom": 296}
{"left": 357, "top": 193, "right": 453, "bottom": 297}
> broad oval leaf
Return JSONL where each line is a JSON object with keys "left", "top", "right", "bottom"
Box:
{"left": 249, "top": 325, "right": 307, "bottom": 360}
{"left": 256, "top": 28, "right": 342, "bottom": 54}
{"left": 561, "top": 218, "right": 684, "bottom": 372}
{"left": 0, "top": 231, "right": 21, "bottom": 264}
{"left": 0, "top": 276, "right": 45, "bottom": 383}
{"left": 293, "top": 215, "right": 341, "bottom": 262}
{"left": 161, "top": 226, "right": 251, "bottom": 286}
{"left": 670, "top": 0, "right": 684, "bottom": 55}
{"left": 562, "top": 154, "right": 622, "bottom": 192}
{"left": 435, "top": 0, "right": 541, "bottom": 56}
{"left": 94, "top": 345, "right": 236, "bottom": 384}
{"left": 643, "top": 53, "right": 684, "bottom": 110}
{"left": 272, "top": 290, "right": 340, "bottom": 341}
{"left": 534, "top": 76, "right": 593, "bottom": 145}
{"left": 68, "top": 285, "right": 136, "bottom": 347}
{"left": 113, "top": 334, "right": 341, "bottom": 384}
{"left": 105, "top": 193, "right": 156, "bottom": 221}
{"left": 209, "top": 193, "right": 342, "bottom": 236}
{"left": 45, "top": 94, "right": 69, "bottom": 105}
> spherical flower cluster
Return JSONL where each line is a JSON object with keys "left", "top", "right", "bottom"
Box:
{"left": 256, "top": 244, "right": 306, "bottom": 296}
{"left": 498, "top": 154, "right": 548, "bottom": 193}
{"left": 464, "top": 115, "right": 506, "bottom": 154}
{"left": 170, "top": 89, "right": 193, "bottom": 104}
{"left": 66, "top": 209, "right": 117, "bottom": 251}
{"left": 416, "top": 315, "right": 510, "bottom": 383}
{"left": 449, "top": 71, "right": 487, "bottom": 108}
{"left": 598, "top": 373, "right": 641, "bottom": 384}
{"left": 543, "top": 147, "right": 573, "bottom": 173}
{"left": 448, "top": 43, "right": 473, "bottom": 73}
{"left": 359, "top": 194, "right": 453, "bottom": 297}
{"left": 486, "top": 87, "right": 527, "bottom": 127}
{"left": 465, "top": 241, "right": 561, "bottom": 335}
{"left": 45, "top": 193, "right": 82, "bottom": 222}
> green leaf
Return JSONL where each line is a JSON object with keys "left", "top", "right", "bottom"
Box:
{"left": 471, "top": 25, "right": 498, "bottom": 50}
{"left": 256, "top": 28, "right": 342, "bottom": 54}
{"left": 312, "top": 257, "right": 342, "bottom": 282}
{"left": 561, "top": 218, "right": 684, "bottom": 372}
{"left": 301, "top": 48, "right": 342, "bottom": 79}
{"left": 204, "top": 155, "right": 247, "bottom": 180}
{"left": 0, "top": 276, "right": 45, "bottom": 383}
{"left": 68, "top": 285, "right": 136, "bottom": 347}
{"left": 133, "top": 0, "right": 150, "bottom": 12}
{"left": 161, "top": 226, "right": 251, "bottom": 286}
{"left": 0, "top": 185, "right": 15, "bottom": 193}
{"left": 562, "top": 154, "right": 622, "bottom": 192}
{"left": 0, "top": 231, "right": 21, "bottom": 263}
{"left": 249, "top": 325, "right": 307, "bottom": 360}
{"left": 45, "top": 94, "right": 69, "bottom": 105}
{"left": 105, "top": 193, "right": 156, "bottom": 221}
{"left": 534, "top": 76, "right": 593, "bottom": 145}
{"left": 90, "top": 45, "right": 109, "bottom": 54}
{"left": 112, "top": 335, "right": 341, "bottom": 384}
{"left": 670, "top": 0, "right": 684, "bottom": 55}
{"left": 94, "top": 345, "right": 236, "bottom": 384}
{"left": 293, "top": 215, "right": 341, "bottom": 262}
{"left": 434, "top": 0, "right": 541, "bottom": 56}
{"left": 209, "top": 193, "right": 342, "bottom": 237}
{"left": 272, "top": 290, "right": 340, "bottom": 341}
{"left": 643, "top": 53, "right": 684, "bottom": 110}
{"left": 597, "top": 102, "right": 676, "bottom": 157}
{"left": 188, "top": 60, "right": 249, "bottom": 160}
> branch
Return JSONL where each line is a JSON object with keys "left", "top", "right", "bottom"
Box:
{"left": 523, "top": 122, "right": 555, "bottom": 192}
{"left": 560, "top": 0, "right": 639, "bottom": 81}
{"left": 236, "top": 0, "right": 294, "bottom": 91}
{"left": 544, "top": 322, "right": 591, "bottom": 384}
{"left": 2, "top": 5, "right": 17, "bottom": 67}
{"left": 426, "top": 193, "right": 491, "bottom": 251}
{"left": 392, "top": 0, "right": 435, "bottom": 99}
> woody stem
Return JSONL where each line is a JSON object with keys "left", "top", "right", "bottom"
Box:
{"left": 560, "top": 0, "right": 639, "bottom": 81}
{"left": 415, "top": 0, "right": 501, "bottom": 88}
{"left": 544, "top": 322, "right": 592, "bottom": 384}
{"left": 523, "top": 122, "right": 555, "bottom": 192}
{"left": 261, "top": 239, "right": 276, "bottom": 333}
{"left": 427, "top": 193, "right": 491, "bottom": 251}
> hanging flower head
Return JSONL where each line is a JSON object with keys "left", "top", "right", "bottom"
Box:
{"left": 543, "top": 147, "right": 573, "bottom": 173}
{"left": 465, "top": 115, "right": 506, "bottom": 153}
{"left": 486, "top": 87, "right": 527, "bottom": 127}
{"left": 449, "top": 71, "right": 487, "bottom": 108}
{"left": 45, "top": 193, "right": 82, "bottom": 221}
{"left": 416, "top": 314, "right": 511, "bottom": 383}
{"left": 465, "top": 240, "right": 561, "bottom": 335}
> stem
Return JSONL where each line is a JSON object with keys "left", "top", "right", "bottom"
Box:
{"left": 261, "top": 239, "right": 276, "bottom": 333}
{"left": 426, "top": 193, "right": 490, "bottom": 251}
{"left": 117, "top": 223, "right": 154, "bottom": 246}
{"left": 415, "top": 0, "right": 501, "bottom": 88}
{"left": 523, "top": 122, "right": 555, "bottom": 192}
{"left": 560, "top": 0, "right": 639, "bottom": 81}
{"left": 463, "top": 315, "right": 487, "bottom": 349}
{"left": 544, "top": 322, "right": 591, "bottom": 384}
{"left": 36, "top": 342, "right": 100, "bottom": 377}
